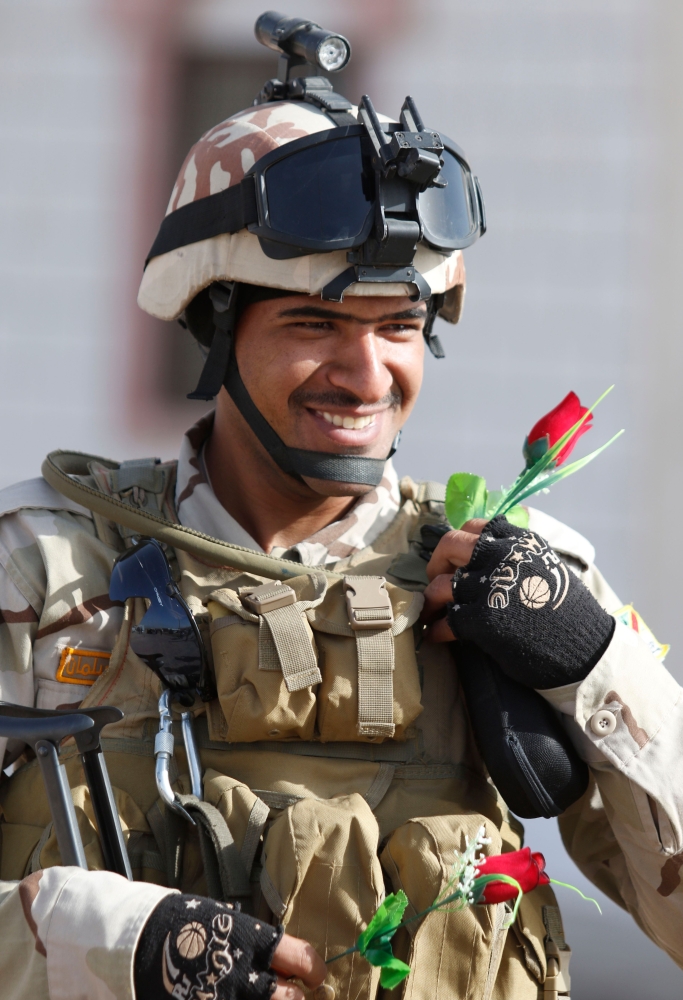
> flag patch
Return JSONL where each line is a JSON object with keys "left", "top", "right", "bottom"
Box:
{"left": 614, "top": 605, "right": 669, "bottom": 662}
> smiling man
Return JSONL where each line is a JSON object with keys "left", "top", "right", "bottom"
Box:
{"left": 203, "top": 295, "right": 425, "bottom": 550}
{"left": 1, "top": 32, "right": 683, "bottom": 1000}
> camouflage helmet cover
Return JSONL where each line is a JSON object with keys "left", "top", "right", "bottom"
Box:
{"left": 137, "top": 100, "right": 466, "bottom": 323}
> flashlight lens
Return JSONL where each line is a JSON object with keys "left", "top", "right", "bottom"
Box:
{"left": 317, "top": 36, "right": 349, "bottom": 72}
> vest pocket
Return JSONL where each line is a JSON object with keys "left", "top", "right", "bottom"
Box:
{"left": 260, "top": 793, "right": 384, "bottom": 1000}
{"left": 207, "top": 572, "right": 324, "bottom": 742}
{"left": 207, "top": 572, "right": 424, "bottom": 744}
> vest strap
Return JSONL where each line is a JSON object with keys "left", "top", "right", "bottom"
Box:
{"left": 345, "top": 576, "right": 396, "bottom": 737}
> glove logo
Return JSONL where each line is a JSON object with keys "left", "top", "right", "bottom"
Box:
{"left": 162, "top": 911, "right": 235, "bottom": 1000}
{"left": 487, "top": 530, "right": 568, "bottom": 611}
{"left": 519, "top": 575, "right": 551, "bottom": 609}
{"left": 177, "top": 922, "right": 207, "bottom": 960}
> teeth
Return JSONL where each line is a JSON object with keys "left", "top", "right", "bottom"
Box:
{"left": 321, "top": 411, "right": 376, "bottom": 430}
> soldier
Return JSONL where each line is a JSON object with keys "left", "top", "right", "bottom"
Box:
{"left": 1, "top": 14, "right": 683, "bottom": 1000}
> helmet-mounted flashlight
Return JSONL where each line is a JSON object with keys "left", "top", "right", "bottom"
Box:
{"left": 255, "top": 11, "right": 351, "bottom": 78}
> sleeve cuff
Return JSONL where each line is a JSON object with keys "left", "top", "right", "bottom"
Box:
{"left": 31, "top": 866, "right": 174, "bottom": 1000}
{"left": 538, "top": 620, "right": 682, "bottom": 768}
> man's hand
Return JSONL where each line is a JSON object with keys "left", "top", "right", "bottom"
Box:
{"left": 271, "top": 934, "right": 327, "bottom": 1000}
{"left": 422, "top": 517, "right": 614, "bottom": 689}
{"left": 422, "top": 519, "right": 487, "bottom": 641}
{"left": 421, "top": 515, "right": 615, "bottom": 690}
{"left": 134, "top": 893, "right": 326, "bottom": 1000}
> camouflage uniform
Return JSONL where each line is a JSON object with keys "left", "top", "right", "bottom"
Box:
{"left": 1, "top": 414, "right": 683, "bottom": 1000}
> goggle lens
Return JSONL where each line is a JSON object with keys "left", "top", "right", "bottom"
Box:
{"left": 259, "top": 134, "right": 478, "bottom": 253}
{"left": 418, "top": 150, "right": 476, "bottom": 245}
{"left": 263, "top": 135, "right": 373, "bottom": 242}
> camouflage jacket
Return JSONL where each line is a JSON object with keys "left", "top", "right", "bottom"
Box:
{"left": 1, "top": 416, "right": 682, "bottom": 999}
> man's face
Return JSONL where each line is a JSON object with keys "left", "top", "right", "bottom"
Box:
{"left": 227, "top": 293, "right": 426, "bottom": 497}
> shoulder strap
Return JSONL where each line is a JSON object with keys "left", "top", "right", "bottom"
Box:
{"left": 42, "top": 450, "right": 340, "bottom": 582}
{"left": 415, "top": 480, "right": 446, "bottom": 505}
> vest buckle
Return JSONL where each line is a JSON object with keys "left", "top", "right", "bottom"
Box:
{"left": 241, "top": 582, "right": 297, "bottom": 614}
{"left": 344, "top": 576, "right": 394, "bottom": 630}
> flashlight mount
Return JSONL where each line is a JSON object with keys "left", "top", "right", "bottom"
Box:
{"left": 254, "top": 11, "right": 355, "bottom": 122}
{"left": 255, "top": 11, "right": 351, "bottom": 81}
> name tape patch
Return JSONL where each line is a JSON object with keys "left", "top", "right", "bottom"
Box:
{"left": 56, "top": 646, "right": 111, "bottom": 686}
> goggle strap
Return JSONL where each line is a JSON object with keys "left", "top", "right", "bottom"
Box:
{"left": 145, "top": 178, "right": 258, "bottom": 267}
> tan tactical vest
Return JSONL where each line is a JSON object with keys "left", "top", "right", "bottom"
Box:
{"left": 0, "top": 452, "right": 571, "bottom": 1000}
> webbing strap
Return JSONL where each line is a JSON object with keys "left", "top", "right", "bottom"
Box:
{"left": 258, "top": 617, "right": 281, "bottom": 671}
{"left": 176, "top": 794, "right": 252, "bottom": 902}
{"left": 355, "top": 628, "right": 395, "bottom": 738}
{"left": 42, "top": 450, "right": 342, "bottom": 582}
{"left": 343, "top": 575, "right": 396, "bottom": 737}
{"left": 416, "top": 480, "right": 447, "bottom": 504}
{"left": 261, "top": 602, "right": 322, "bottom": 691}
{"left": 145, "top": 178, "right": 258, "bottom": 265}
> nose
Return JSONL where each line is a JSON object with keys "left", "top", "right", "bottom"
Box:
{"left": 325, "top": 330, "right": 394, "bottom": 403}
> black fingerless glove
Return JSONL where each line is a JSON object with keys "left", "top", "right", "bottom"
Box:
{"left": 134, "top": 894, "right": 283, "bottom": 1000}
{"left": 447, "top": 516, "right": 615, "bottom": 689}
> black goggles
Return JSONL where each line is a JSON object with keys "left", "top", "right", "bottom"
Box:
{"left": 247, "top": 126, "right": 483, "bottom": 257}
{"left": 146, "top": 98, "right": 485, "bottom": 269}
{"left": 109, "top": 539, "right": 211, "bottom": 703}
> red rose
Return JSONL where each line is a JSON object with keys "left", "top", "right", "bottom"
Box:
{"left": 523, "top": 391, "right": 592, "bottom": 470}
{"left": 476, "top": 847, "right": 550, "bottom": 904}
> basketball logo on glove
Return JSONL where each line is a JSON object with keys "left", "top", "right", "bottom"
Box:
{"left": 177, "top": 922, "right": 208, "bottom": 960}
{"left": 487, "top": 531, "right": 569, "bottom": 612}
{"left": 519, "top": 575, "right": 551, "bottom": 609}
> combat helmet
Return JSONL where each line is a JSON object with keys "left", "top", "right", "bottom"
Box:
{"left": 138, "top": 11, "right": 486, "bottom": 487}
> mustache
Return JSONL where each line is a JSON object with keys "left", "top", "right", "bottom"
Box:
{"left": 290, "top": 388, "right": 402, "bottom": 410}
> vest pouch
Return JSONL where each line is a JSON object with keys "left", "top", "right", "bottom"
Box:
{"left": 207, "top": 571, "right": 424, "bottom": 744}
{"left": 380, "top": 816, "right": 565, "bottom": 1000}
{"left": 310, "top": 577, "right": 424, "bottom": 742}
{"left": 207, "top": 572, "right": 327, "bottom": 742}
{"left": 260, "top": 793, "right": 384, "bottom": 1000}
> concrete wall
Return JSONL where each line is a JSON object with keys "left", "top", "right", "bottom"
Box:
{"left": 2, "top": 0, "right": 683, "bottom": 995}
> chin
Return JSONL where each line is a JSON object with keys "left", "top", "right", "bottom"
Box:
{"left": 300, "top": 477, "right": 378, "bottom": 498}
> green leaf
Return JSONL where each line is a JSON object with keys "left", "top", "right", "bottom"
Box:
{"left": 357, "top": 891, "right": 409, "bottom": 955}
{"left": 378, "top": 957, "right": 412, "bottom": 989}
{"left": 503, "top": 505, "right": 529, "bottom": 529}
{"left": 501, "top": 430, "right": 624, "bottom": 512}
{"left": 445, "top": 473, "right": 488, "bottom": 530}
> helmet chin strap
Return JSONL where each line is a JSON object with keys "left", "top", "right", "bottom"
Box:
{"left": 187, "top": 282, "right": 398, "bottom": 488}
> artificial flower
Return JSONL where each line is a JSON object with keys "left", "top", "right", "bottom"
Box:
{"left": 444, "top": 387, "right": 622, "bottom": 530}
{"left": 475, "top": 847, "right": 550, "bottom": 904}
{"left": 523, "top": 391, "right": 592, "bottom": 470}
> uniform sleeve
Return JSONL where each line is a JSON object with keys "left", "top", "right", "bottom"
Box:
{"left": 0, "top": 504, "right": 124, "bottom": 769}
{"left": 0, "top": 514, "right": 43, "bottom": 768}
{"left": 0, "top": 868, "right": 172, "bottom": 1000}
{"left": 540, "top": 561, "right": 683, "bottom": 967}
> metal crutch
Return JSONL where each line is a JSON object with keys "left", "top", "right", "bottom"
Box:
{"left": 0, "top": 703, "right": 132, "bottom": 878}
{"left": 0, "top": 712, "right": 94, "bottom": 868}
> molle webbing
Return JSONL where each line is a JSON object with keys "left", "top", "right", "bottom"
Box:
{"left": 42, "top": 450, "right": 342, "bottom": 582}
